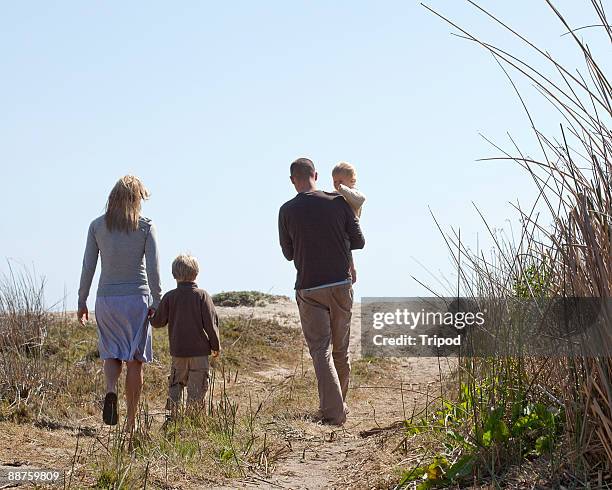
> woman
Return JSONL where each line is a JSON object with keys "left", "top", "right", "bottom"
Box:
{"left": 77, "top": 175, "right": 162, "bottom": 430}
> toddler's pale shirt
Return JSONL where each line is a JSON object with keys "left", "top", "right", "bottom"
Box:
{"left": 337, "top": 184, "right": 366, "bottom": 218}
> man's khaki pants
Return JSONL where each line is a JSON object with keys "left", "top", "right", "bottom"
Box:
{"left": 166, "top": 356, "right": 209, "bottom": 411}
{"left": 296, "top": 283, "right": 353, "bottom": 425}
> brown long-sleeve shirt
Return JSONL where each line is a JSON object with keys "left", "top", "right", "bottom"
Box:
{"left": 278, "top": 190, "right": 365, "bottom": 290}
{"left": 150, "top": 282, "right": 220, "bottom": 357}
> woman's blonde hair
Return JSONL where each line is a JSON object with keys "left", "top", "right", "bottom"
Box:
{"left": 105, "top": 175, "right": 150, "bottom": 232}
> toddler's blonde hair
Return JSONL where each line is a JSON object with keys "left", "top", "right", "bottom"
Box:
{"left": 332, "top": 162, "right": 356, "bottom": 180}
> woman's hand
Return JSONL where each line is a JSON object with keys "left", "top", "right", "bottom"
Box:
{"left": 211, "top": 350, "right": 220, "bottom": 358}
{"left": 147, "top": 308, "right": 156, "bottom": 318}
{"left": 77, "top": 307, "right": 89, "bottom": 326}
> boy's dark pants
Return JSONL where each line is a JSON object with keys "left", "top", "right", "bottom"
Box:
{"left": 166, "top": 356, "right": 209, "bottom": 410}
{"left": 296, "top": 283, "right": 353, "bottom": 425}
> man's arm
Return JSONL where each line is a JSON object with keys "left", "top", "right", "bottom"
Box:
{"left": 344, "top": 203, "right": 365, "bottom": 250}
{"left": 278, "top": 207, "right": 294, "bottom": 261}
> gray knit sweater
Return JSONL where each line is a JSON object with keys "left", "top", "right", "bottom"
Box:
{"left": 78, "top": 215, "right": 162, "bottom": 309}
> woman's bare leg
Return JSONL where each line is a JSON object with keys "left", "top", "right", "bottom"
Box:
{"left": 104, "top": 359, "right": 122, "bottom": 394}
{"left": 126, "top": 360, "right": 143, "bottom": 429}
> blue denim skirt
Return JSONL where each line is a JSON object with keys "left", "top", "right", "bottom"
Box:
{"left": 95, "top": 294, "right": 152, "bottom": 362}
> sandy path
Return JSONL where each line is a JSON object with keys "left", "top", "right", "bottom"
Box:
{"left": 214, "top": 301, "right": 453, "bottom": 489}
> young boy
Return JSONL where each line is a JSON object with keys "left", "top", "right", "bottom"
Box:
{"left": 332, "top": 162, "right": 366, "bottom": 283}
{"left": 150, "top": 254, "right": 220, "bottom": 416}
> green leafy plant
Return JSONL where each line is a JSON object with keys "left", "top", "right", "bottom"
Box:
{"left": 398, "top": 381, "right": 561, "bottom": 489}
{"left": 513, "top": 263, "right": 552, "bottom": 299}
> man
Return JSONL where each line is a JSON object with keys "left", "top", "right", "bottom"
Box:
{"left": 278, "top": 157, "right": 365, "bottom": 425}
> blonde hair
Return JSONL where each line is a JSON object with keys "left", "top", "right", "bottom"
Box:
{"left": 332, "top": 162, "right": 356, "bottom": 180}
{"left": 172, "top": 254, "right": 200, "bottom": 282}
{"left": 105, "top": 175, "right": 150, "bottom": 232}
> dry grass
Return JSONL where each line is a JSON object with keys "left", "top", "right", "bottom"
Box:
{"left": 0, "top": 271, "right": 316, "bottom": 488}
{"left": 77, "top": 316, "right": 311, "bottom": 488}
{"left": 0, "top": 264, "right": 65, "bottom": 423}
{"left": 414, "top": 0, "right": 612, "bottom": 487}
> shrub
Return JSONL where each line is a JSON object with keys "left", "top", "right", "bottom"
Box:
{"left": 212, "top": 291, "right": 289, "bottom": 307}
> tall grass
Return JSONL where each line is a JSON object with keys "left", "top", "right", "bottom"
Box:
{"left": 0, "top": 263, "right": 58, "bottom": 421}
{"left": 85, "top": 364, "right": 280, "bottom": 489}
{"left": 400, "top": 1, "right": 612, "bottom": 487}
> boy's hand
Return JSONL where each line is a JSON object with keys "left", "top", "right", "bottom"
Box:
{"left": 148, "top": 307, "right": 156, "bottom": 318}
{"left": 77, "top": 307, "right": 88, "bottom": 326}
{"left": 211, "top": 350, "right": 220, "bottom": 358}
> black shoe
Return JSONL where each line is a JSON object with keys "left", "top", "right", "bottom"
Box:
{"left": 103, "top": 392, "right": 118, "bottom": 425}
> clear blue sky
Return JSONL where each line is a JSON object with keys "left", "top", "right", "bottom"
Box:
{"left": 0, "top": 1, "right": 606, "bottom": 308}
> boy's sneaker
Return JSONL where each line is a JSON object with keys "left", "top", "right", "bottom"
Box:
{"left": 103, "top": 392, "right": 118, "bottom": 425}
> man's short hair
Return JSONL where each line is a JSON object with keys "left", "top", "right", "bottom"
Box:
{"left": 332, "top": 162, "right": 356, "bottom": 179}
{"left": 172, "top": 254, "right": 199, "bottom": 282}
{"left": 290, "top": 158, "right": 316, "bottom": 180}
